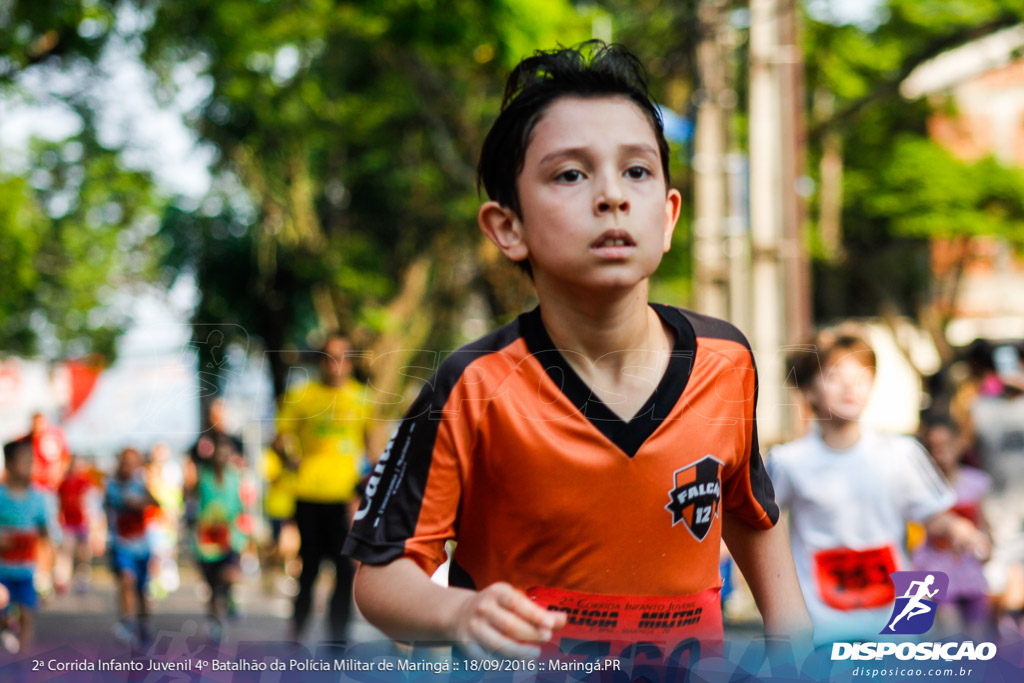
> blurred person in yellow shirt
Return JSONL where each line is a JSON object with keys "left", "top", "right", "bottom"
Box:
{"left": 276, "top": 332, "right": 372, "bottom": 641}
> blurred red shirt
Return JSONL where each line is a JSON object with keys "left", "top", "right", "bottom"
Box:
{"left": 58, "top": 469, "right": 92, "bottom": 528}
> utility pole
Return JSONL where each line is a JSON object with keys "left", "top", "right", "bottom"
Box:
{"left": 749, "top": 0, "right": 789, "bottom": 446}
{"left": 693, "top": 0, "right": 731, "bottom": 320}
{"left": 779, "top": 0, "right": 811, "bottom": 347}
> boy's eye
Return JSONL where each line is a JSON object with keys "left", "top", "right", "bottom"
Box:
{"left": 556, "top": 169, "right": 584, "bottom": 182}
{"left": 626, "top": 166, "right": 650, "bottom": 180}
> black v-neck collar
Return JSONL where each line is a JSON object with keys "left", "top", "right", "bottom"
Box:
{"left": 518, "top": 303, "right": 697, "bottom": 458}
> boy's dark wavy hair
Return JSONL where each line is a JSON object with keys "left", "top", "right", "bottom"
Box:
{"left": 477, "top": 41, "right": 670, "bottom": 274}
{"left": 3, "top": 437, "right": 32, "bottom": 466}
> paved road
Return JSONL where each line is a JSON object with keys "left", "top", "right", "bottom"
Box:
{"left": 30, "top": 560, "right": 386, "bottom": 657}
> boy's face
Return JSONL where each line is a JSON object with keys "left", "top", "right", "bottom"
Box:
{"left": 321, "top": 336, "right": 352, "bottom": 385}
{"left": 807, "top": 354, "right": 874, "bottom": 423}
{"left": 923, "top": 424, "right": 960, "bottom": 472}
{"left": 5, "top": 448, "right": 33, "bottom": 482}
{"left": 118, "top": 449, "right": 141, "bottom": 477}
{"left": 212, "top": 441, "right": 232, "bottom": 468}
{"left": 480, "top": 96, "right": 681, "bottom": 292}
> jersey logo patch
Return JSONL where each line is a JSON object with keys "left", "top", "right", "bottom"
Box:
{"left": 666, "top": 455, "right": 723, "bottom": 542}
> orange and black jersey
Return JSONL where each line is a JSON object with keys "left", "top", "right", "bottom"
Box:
{"left": 344, "top": 304, "right": 779, "bottom": 597}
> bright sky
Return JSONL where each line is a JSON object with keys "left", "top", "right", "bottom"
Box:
{"left": 0, "top": 34, "right": 214, "bottom": 199}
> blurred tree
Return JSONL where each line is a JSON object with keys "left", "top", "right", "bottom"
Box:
{"left": 137, "top": 0, "right": 593, "bottom": 409}
{"left": 0, "top": 0, "right": 118, "bottom": 84}
{"left": 1, "top": 1, "right": 163, "bottom": 360}
{"left": 803, "top": 0, "right": 1024, "bottom": 364}
{"left": 0, "top": 132, "right": 163, "bottom": 359}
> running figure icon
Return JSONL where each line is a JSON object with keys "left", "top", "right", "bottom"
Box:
{"left": 887, "top": 574, "right": 938, "bottom": 632}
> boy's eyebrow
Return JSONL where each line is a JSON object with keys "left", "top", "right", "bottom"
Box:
{"left": 538, "top": 147, "right": 590, "bottom": 166}
{"left": 537, "top": 143, "right": 660, "bottom": 166}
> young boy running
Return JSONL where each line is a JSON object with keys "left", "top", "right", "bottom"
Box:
{"left": 56, "top": 455, "right": 96, "bottom": 595}
{"left": 769, "top": 330, "right": 989, "bottom": 644}
{"left": 344, "top": 42, "right": 809, "bottom": 659}
{"left": 0, "top": 439, "right": 60, "bottom": 654}
{"left": 105, "top": 447, "right": 159, "bottom": 646}
{"left": 192, "top": 435, "right": 248, "bottom": 639}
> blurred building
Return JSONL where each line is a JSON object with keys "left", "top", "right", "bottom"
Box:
{"left": 902, "top": 25, "right": 1024, "bottom": 346}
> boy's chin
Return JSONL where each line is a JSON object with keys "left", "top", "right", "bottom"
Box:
{"left": 827, "top": 409, "right": 866, "bottom": 424}
{"left": 545, "top": 265, "right": 658, "bottom": 293}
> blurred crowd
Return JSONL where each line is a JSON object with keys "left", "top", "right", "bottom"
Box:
{"left": 2, "top": 328, "right": 1024, "bottom": 655}
{"left": 762, "top": 330, "right": 1024, "bottom": 645}
{"left": 0, "top": 332, "right": 370, "bottom": 654}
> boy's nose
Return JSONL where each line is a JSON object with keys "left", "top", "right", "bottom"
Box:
{"left": 596, "top": 192, "right": 629, "bottom": 215}
{"left": 595, "top": 175, "right": 629, "bottom": 215}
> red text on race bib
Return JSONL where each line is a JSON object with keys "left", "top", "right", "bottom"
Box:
{"left": 813, "top": 545, "right": 897, "bottom": 611}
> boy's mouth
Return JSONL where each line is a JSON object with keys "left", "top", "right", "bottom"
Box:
{"left": 590, "top": 229, "right": 636, "bottom": 256}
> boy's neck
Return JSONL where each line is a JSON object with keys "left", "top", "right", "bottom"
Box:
{"left": 4, "top": 477, "right": 30, "bottom": 492}
{"left": 535, "top": 280, "right": 674, "bottom": 421}
{"left": 536, "top": 280, "right": 659, "bottom": 362}
{"left": 818, "top": 417, "right": 862, "bottom": 450}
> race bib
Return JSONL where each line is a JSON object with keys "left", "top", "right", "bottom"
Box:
{"left": 528, "top": 585, "right": 721, "bottom": 667}
{"left": 198, "top": 521, "right": 231, "bottom": 549}
{"left": 813, "top": 545, "right": 897, "bottom": 611}
{"left": 0, "top": 531, "right": 39, "bottom": 563}
{"left": 116, "top": 509, "right": 146, "bottom": 539}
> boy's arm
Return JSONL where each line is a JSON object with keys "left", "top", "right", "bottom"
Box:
{"left": 354, "top": 558, "right": 565, "bottom": 659}
{"left": 721, "top": 513, "right": 810, "bottom": 639}
{"left": 924, "top": 511, "right": 990, "bottom": 559}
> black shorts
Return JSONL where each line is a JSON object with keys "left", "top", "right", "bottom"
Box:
{"left": 199, "top": 552, "right": 239, "bottom": 587}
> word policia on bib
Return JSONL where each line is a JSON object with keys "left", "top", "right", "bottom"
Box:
{"left": 528, "top": 585, "right": 723, "bottom": 664}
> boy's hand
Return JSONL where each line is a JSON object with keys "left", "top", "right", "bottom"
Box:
{"left": 449, "top": 582, "right": 566, "bottom": 660}
{"left": 948, "top": 517, "right": 991, "bottom": 560}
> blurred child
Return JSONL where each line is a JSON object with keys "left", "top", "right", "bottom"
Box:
{"left": 146, "top": 442, "right": 183, "bottom": 598}
{"left": 55, "top": 455, "right": 95, "bottom": 594}
{"left": 105, "top": 447, "right": 159, "bottom": 646}
{"left": 193, "top": 435, "right": 248, "bottom": 639}
{"left": 769, "top": 329, "right": 990, "bottom": 644}
{"left": 912, "top": 415, "right": 992, "bottom": 639}
{"left": 0, "top": 439, "right": 60, "bottom": 654}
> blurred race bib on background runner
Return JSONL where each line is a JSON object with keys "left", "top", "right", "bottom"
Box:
{"left": 527, "top": 585, "right": 722, "bottom": 666}
{"left": 812, "top": 545, "right": 897, "bottom": 611}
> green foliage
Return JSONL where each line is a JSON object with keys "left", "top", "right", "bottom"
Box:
{"left": 0, "top": 176, "right": 44, "bottom": 352}
{"left": 867, "top": 137, "right": 1024, "bottom": 243}
{"left": 0, "top": 134, "right": 162, "bottom": 358}
{"left": 804, "top": 0, "right": 1024, "bottom": 322}
{"left": 0, "top": 0, "right": 118, "bottom": 83}
{"left": 138, "top": 0, "right": 594, "bottom": 395}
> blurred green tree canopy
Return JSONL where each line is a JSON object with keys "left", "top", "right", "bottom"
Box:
{"left": 7, "top": 0, "right": 1024, "bottom": 394}
{"left": 139, "top": 0, "right": 599, "bottom": 401}
{"left": 805, "top": 0, "right": 1024, "bottom": 346}
{"left": 1, "top": 1, "right": 162, "bottom": 360}
{"left": 0, "top": 132, "right": 162, "bottom": 359}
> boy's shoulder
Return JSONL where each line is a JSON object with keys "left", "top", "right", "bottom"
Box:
{"left": 429, "top": 304, "right": 756, "bottom": 396}
{"left": 866, "top": 430, "right": 925, "bottom": 459}
{"left": 767, "top": 432, "right": 818, "bottom": 465}
{"left": 430, "top": 310, "right": 532, "bottom": 398}
{"left": 661, "top": 305, "right": 751, "bottom": 350}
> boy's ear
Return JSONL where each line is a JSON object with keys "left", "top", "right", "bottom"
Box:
{"left": 662, "top": 188, "right": 683, "bottom": 253}
{"left": 478, "top": 200, "right": 530, "bottom": 263}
